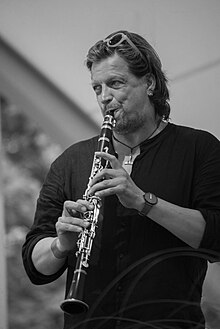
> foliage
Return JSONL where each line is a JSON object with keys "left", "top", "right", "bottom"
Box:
{"left": 1, "top": 97, "right": 65, "bottom": 329}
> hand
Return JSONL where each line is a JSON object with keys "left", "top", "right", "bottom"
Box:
{"left": 88, "top": 151, "right": 144, "bottom": 210}
{"left": 55, "top": 199, "right": 92, "bottom": 251}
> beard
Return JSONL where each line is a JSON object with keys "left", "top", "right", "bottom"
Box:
{"left": 113, "top": 109, "right": 147, "bottom": 135}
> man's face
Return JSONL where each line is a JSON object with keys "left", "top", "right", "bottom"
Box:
{"left": 91, "top": 53, "right": 154, "bottom": 135}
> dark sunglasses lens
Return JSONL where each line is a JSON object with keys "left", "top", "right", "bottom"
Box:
{"left": 109, "top": 34, "right": 123, "bottom": 46}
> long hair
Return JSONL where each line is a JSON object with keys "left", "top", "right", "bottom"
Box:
{"left": 86, "top": 30, "right": 170, "bottom": 120}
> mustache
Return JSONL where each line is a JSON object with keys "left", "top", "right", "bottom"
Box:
{"left": 106, "top": 107, "right": 118, "bottom": 112}
{"left": 105, "top": 106, "right": 122, "bottom": 114}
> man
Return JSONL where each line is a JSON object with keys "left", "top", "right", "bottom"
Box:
{"left": 22, "top": 31, "right": 220, "bottom": 329}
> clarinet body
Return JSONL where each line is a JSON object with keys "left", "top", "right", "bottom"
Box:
{"left": 60, "top": 111, "right": 116, "bottom": 315}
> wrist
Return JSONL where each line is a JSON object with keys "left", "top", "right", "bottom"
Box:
{"left": 136, "top": 194, "right": 146, "bottom": 212}
{"left": 51, "top": 238, "right": 70, "bottom": 259}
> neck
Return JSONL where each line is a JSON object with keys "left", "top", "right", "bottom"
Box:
{"left": 112, "top": 118, "right": 167, "bottom": 169}
{"left": 113, "top": 118, "right": 162, "bottom": 149}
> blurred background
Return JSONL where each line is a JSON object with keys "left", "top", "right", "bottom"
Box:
{"left": 0, "top": 0, "right": 220, "bottom": 328}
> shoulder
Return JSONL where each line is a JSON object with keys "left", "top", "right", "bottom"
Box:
{"left": 170, "top": 123, "right": 219, "bottom": 147}
{"left": 51, "top": 136, "right": 98, "bottom": 172}
{"left": 169, "top": 123, "right": 220, "bottom": 163}
{"left": 62, "top": 136, "right": 98, "bottom": 158}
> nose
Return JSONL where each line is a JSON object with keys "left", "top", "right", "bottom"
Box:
{"left": 100, "top": 85, "right": 113, "bottom": 104}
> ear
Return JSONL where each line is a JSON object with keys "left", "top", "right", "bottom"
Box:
{"left": 145, "top": 74, "right": 156, "bottom": 95}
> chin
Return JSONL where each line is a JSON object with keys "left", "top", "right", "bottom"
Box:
{"left": 114, "top": 123, "right": 138, "bottom": 135}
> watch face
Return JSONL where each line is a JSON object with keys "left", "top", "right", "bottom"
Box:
{"left": 144, "top": 192, "right": 158, "bottom": 205}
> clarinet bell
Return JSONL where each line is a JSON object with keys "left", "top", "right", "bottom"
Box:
{"left": 60, "top": 297, "right": 89, "bottom": 315}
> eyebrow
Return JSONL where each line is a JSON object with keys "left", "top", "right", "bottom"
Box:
{"left": 91, "top": 75, "right": 127, "bottom": 86}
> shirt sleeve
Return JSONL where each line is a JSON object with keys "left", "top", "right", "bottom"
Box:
{"left": 192, "top": 131, "right": 220, "bottom": 260}
{"left": 22, "top": 137, "right": 97, "bottom": 284}
{"left": 22, "top": 155, "right": 68, "bottom": 284}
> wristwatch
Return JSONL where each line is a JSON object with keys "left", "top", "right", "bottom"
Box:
{"left": 139, "top": 192, "right": 158, "bottom": 217}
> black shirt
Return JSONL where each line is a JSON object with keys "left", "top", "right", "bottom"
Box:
{"left": 22, "top": 123, "right": 220, "bottom": 329}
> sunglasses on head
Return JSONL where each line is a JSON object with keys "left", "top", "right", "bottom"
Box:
{"left": 103, "top": 32, "right": 143, "bottom": 58}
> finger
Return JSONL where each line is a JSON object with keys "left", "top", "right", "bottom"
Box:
{"left": 56, "top": 221, "right": 83, "bottom": 234}
{"left": 95, "top": 152, "right": 121, "bottom": 170}
{"left": 63, "top": 200, "right": 93, "bottom": 217}
{"left": 58, "top": 215, "right": 87, "bottom": 227}
{"left": 57, "top": 222, "right": 83, "bottom": 234}
{"left": 89, "top": 177, "right": 125, "bottom": 197}
{"left": 76, "top": 199, "right": 94, "bottom": 210}
{"left": 89, "top": 168, "right": 113, "bottom": 187}
{"left": 94, "top": 184, "right": 123, "bottom": 198}
{"left": 90, "top": 168, "right": 125, "bottom": 188}
{"left": 63, "top": 200, "right": 81, "bottom": 217}
{"left": 56, "top": 216, "right": 89, "bottom": 233}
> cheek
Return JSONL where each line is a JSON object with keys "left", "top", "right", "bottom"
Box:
{"left": 114, "top": 91, "right": 129, "bottom": 106}
{"left": 122, "top": 92, "right": 138, "bottom": 109}
{"left": 96, "top": 95, "right": 104, "bottom": 109}
{"left": 96, "top": 98, "right": 105, "bottom": 116}
{"left": 130, "top": 88, "right": 148, "bottom": 107}
{"left": 97, "top": 96, "right": 102, "bottom": 107}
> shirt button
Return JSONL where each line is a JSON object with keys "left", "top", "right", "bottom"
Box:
{"left": 119, "top": 253, "right": 124, "bottom": 259}
{"left": 117, "top": 285, "right": 122, "bottom": 291}
{"left": 116, "top": 319, "right": 121, "bottom": 327}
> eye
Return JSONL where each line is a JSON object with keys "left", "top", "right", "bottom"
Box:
{"left": 92, "top": 84, "right": 102, "bottom": 95}
{"left": 110, "top": 80, "right": 124, "bottom": 88}
{"left": 111, "top": 80, "right": 122, "bottom": 88}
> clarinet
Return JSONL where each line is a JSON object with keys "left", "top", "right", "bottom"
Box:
{"left": 60, "top": 110, "right": 116, "bottom": 315}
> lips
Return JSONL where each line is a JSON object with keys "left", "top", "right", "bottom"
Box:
{"left": 106, "top": 108, "right": 120, "bottom": 117}
{"left": 114, "top": 109, "right": 120, "bottom": 118}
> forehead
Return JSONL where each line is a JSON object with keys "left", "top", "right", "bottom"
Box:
{"left": 91, "top": 54, "right": 131, "bottom": 82}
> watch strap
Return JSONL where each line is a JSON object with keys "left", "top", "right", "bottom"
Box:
{"left": 138, "top": 201, "right": 153, "bottom": 217}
